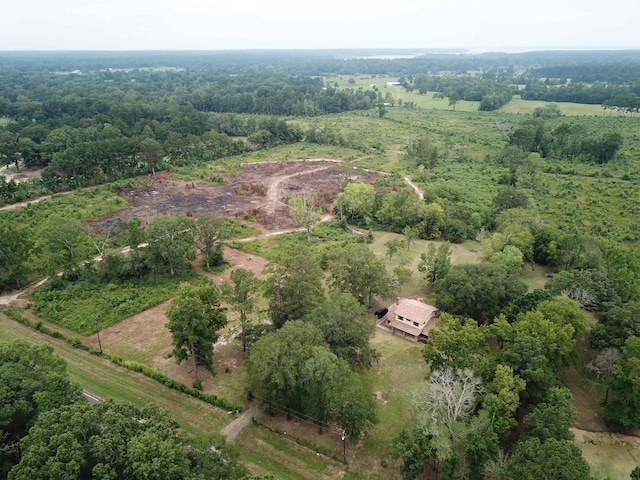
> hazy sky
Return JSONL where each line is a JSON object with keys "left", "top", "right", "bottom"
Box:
{"left": 1, "top": 0, "right": 639, "bottom": 51}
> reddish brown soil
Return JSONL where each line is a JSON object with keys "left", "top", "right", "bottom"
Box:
{"left": 91, "top": 159, "right": 377, "bottom": 233}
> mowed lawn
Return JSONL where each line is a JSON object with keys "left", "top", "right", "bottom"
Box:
{"left": 499, "top": 96, "right": 624, "bottom": 116}
{"left": 369, "top": 231, "right": 483, "bottom": 302}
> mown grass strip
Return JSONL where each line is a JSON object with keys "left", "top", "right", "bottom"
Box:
{"left": 235, "top": 424, "right": 340, "bottom": 480}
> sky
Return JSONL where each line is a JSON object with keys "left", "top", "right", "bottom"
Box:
{"left": 1, "top": 0, "right": 639, "bottom": 52}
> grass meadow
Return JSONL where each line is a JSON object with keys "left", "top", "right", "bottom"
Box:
{"left": 499, "top": 96, "right": 636, "bottom": 116}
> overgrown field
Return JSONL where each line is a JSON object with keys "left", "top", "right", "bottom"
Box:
{"left": 30, "top": 271, "right": 199, "bottom": 335}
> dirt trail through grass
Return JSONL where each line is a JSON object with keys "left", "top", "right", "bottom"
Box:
{"left": 262, "top": 161, "right": 341, "bottom": 217}
{"left": 0, "top": 190, "right": 73, "bottom": 212}
{"left": 403, "top": 176, "right": 424, "bottom": 200}
{"left": 221, "top": 402, "right": 259, "bottom": 441}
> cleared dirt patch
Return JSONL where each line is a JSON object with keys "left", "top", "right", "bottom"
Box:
{"left": 91, "top": 159, "right": 378, "bottom": 233}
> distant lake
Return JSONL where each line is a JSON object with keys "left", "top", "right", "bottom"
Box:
{"left": 350, "top": 54, "right": 422, "bottom": 60}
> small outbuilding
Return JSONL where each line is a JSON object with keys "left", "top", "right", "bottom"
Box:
{"left": 380, "top": 297, "right": 441, "bottom": 342}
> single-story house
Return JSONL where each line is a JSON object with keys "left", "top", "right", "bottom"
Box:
{"left": 381, "top": 297, "right": 441, "bottom": 342}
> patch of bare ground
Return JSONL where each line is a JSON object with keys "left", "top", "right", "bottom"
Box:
{"left": 0, "top": 165, "right": 43, "bottom": 183}
{"left": 89, "top": 159, "right": 378, "bottom": 234}
{"left": 195, "top": 247, "right": 268, "bottom": 285}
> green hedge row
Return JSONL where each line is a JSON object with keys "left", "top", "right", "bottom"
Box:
{"left": 3, "top": 308, "right": 241, "bottom": 412}
{"left": 111, "top": 357, "right": 240, "bottom": 412}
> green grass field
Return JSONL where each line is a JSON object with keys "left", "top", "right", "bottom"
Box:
{"left": 499, "top": 96, "right": 634, "bottom": 116}
{"left": 324, "top": 75, "right": 480, "bottom": 112}
{"left": 369, "top": 231, "right": 483, "bottom": 302}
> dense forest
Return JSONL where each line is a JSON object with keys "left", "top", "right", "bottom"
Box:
{"left": 2, "top": 49, "right": 640, "bottom": 480}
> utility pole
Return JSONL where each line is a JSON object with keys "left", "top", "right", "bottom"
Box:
{"left": 342, "top": 430, "right": 346, "bottom": 464}
{"left": 95, "top": 319, "right": 103, "bottom": 354}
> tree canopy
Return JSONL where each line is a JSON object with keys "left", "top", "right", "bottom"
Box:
{"left": 304, "top": 292, "right": 379, "bottom": 369}
{"left": 434, "top": 263, "right": 527, "bottom": 324}
{"left": 166, "top": 281, "right": 227, "bottom": 382}
{"left": 9, "top": 401, "right": 202, "bottom": 480}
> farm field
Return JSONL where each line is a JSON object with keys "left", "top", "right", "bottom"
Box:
{"left": 499, "top": 96, "right": 618, "bottom": 116}
{"left": 325, "top": 74, "right": 640, "bottom": 117}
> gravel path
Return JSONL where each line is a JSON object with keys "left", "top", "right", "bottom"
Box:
{"left": 221, "top": 402, "right": 259, "bottom": 442}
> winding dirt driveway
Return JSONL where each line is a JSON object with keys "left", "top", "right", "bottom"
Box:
{"left": 403, "top": 176, "right": 424, "bottom": 201}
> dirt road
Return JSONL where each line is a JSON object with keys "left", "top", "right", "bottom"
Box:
{"left": 403, "top": 176, "right": 424, "bottom": 201}
{"left": 221, "top": 402, "right": 259, "bottom": 442}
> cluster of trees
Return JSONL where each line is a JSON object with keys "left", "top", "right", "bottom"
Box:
{"left": 507, "top": 117, "right": 624, "bottom": 163}
{"left": 0, "top": 70, "right": 378, "bottom": 121}
{"left": 393, "top": 293, "right": 592, "bottom": 479}
{"left": 335, "top": 181, "right": 481, "bottom": 243}
{"left": 166, "top": 281, "right": 227, "bottom": 386}
{"left": 411, "top": 138, "right": 640, "bottom": 441}
{"left": 0, "top": 341, "right": 266, "bottom": 480}
{"left": 0, "top": 201, "right": 239, "bottom": 291}
{"left": 521, "top": 80, "right": 640, "bottom": 112}
{"left": 0, "top": 113, "right": 303, "bottom": 195}
{"left": 246, "top": 239, "right": 389, "bottom": 442}
{"left": 531, "top": 61, "right": 640, "bottom": 84}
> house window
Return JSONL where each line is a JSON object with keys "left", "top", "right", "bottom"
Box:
{"left": 413, "top": 322, "right": 419, "bottom": 327}
{"left": 397, "top": 315, "right": 404, "bottom": 321}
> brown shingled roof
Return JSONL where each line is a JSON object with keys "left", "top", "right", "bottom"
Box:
{"left": 395, "top": 298, "right": 439, "bottom": 325}
{"left": 384, "top": 298, "right": 441, "bottom": 338}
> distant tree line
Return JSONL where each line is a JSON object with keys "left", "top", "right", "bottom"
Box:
{"left": 2, "top": 49, "right": 639, "bottom": 78}
{"left": 521, "top": 80, "right": 640, "bottom": 112}
{"left": 531, "top": 62, "right": 640, "bottom": 84}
